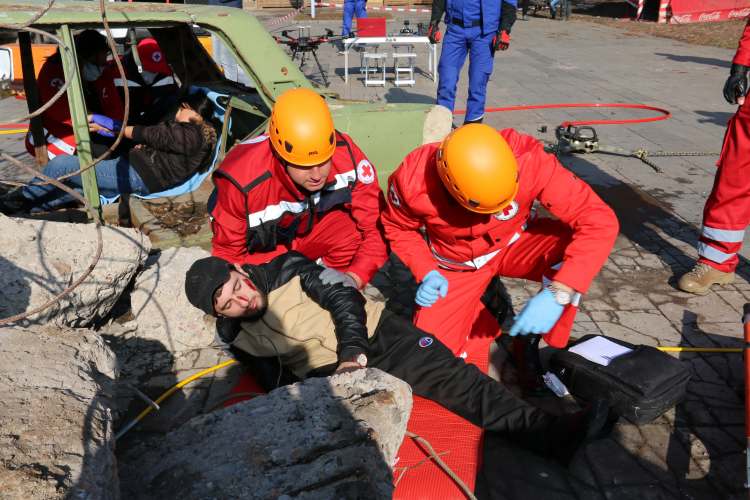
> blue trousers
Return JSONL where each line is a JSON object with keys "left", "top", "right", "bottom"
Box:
{"left": 437, "top": 25, "right": 496, "bottom": 123}
{"left": 22, "top": 154, "right": 150, "bottom": 210}
{"left": 342, "top": 0, "right": 367, "bottom": 37}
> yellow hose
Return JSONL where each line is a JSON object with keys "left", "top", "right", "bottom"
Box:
{"left": 0, "top": 129, "right": 28, "bottom": 135}
{"left": 657, "top": 346, "right": 742, "bottom": 353}
{"left": 115, "top": 358, "right": 238, "bottom": 439}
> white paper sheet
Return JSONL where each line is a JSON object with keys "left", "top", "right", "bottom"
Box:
{"left": 568, "top": 336, "right": 633, "bottom": 366}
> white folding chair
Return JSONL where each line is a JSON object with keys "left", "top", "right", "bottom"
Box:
{"left": 392, "top": 44, "right": 417, "bottom": 86}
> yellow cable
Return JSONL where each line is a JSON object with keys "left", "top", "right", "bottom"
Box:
{"left": 657, "top": 346, "right": 742, "bottom": 353}
{"left": 0, "top": 129, "right": 28, "bottom": 135}
{"left": 116, "top": 358, "right": 238, "bottom": 439}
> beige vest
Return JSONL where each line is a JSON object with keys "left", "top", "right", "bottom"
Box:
{"left": 232, "top": 277, "right": 385, "bottom": 378}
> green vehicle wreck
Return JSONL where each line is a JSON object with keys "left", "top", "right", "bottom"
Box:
{"left": 1, "top": 0, "right": 449, "bottom": 243}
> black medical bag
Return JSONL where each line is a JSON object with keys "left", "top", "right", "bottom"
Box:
{"left": 549, "top": 335, "right": 692, "bottom": 424}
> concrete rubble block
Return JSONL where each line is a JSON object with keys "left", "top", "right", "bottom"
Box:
{"left": 422, "top": 105, "right": 453, "bottom": 144}
{"left": 120, "top": 368, "right": 412, "bottom": 500}
{"left": 0, "top": 214, "right": 150, "bottom": 327}
{"left": 0, "top": 326, "right": 118, "bottom": 500}
{"left": 128, "top": 246, "right": 215, "bottom": 352}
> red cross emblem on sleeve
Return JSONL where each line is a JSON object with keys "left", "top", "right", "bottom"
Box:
{"left": 494, "top": 200, "right": 519, "bottom": 221}
{"left": 356, "top": 160, "right": 375, "bottom": 184}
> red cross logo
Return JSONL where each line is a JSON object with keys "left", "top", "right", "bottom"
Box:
{"left": 357, "top": 160, "right": 375, "bottom": 184}
{"left": 494, "top": 201, "right": 519, "bottom": 221}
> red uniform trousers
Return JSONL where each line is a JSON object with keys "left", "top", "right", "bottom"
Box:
{"left": 289, "top": 209, "right": 362, "bottom": 271}
{"left": 698, "top": 100, "right": 750, "bottom": 273}
{"left": 413, "top": 218, "right": 580, "bottom": 355}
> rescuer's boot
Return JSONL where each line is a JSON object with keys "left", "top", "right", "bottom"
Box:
{"left": 677, "top": 262, "right": 734, "bottom": 295}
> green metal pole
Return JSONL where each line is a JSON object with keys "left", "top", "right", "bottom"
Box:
{"left": 58, "top": 25, "right": 101, "bottom": 221}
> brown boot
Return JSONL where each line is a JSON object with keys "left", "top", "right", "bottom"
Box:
{"left": 677, "top": 263, "right": 735, "bottom": 295}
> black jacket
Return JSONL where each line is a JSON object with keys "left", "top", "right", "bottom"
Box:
{"left": 128, "top": 120, "right": 214, "bottom": 192}
{"left": 219, "top": 251, "right": 371, "bottom": 364}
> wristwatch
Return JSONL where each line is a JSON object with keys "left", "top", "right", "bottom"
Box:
{"left": 355, "top": 353, "right": 368, "bottom": 367}
{"left": 546, "top": 284, "right": 572, "bottom": 306}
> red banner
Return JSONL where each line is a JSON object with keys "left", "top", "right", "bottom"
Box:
{"left": 668, "top": 0, "right": 750, "bottom": 23}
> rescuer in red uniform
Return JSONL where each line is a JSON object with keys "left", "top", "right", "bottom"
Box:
{"left": 382, "top": 123, "right": 619, "bottom": 359}
{"left": 97, "top": 37, "right": 177, "bottom": 124}
{"left": 26, "top": 30, "right": 117, "bottom": 160}
{"left": 210, "top": 88, "right": 387, "bottom": 288}
{"left": 677, "top": 18, "right": 750, "bottom": 295}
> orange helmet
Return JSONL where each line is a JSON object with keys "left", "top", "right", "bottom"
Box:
{"left": 436, "top": 124, "right": 519, "bottom": 214}
{"left": 268, "top": 88, "right": 336, "bottom": 167}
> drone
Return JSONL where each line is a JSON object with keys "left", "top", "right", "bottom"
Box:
{"left": 274, "top": 27, "right": 342, "bottom": 87}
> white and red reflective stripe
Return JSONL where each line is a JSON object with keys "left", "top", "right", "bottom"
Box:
{"left": 636, "top": 0, "right": 645, "bottom": 19}
{"left": 113, "top": 76, "right": 175, "bottom": 88}
{"left": 240, "top": 134, "right": 269, "bottom": 145}
{"left": 27, "top": 131, "right": 59, "bottom": 160}
{"left": 329, "top": 169, "right": 356, "bottom": 190}
{"left": 151, "top": 76, "right": 176, "bottom": 87}
{"left": 658, "top": 1, "right": 670, "bottom": 23}
{"left": 248, "top": 198, "right": 308, "bottom": 228}
{"left": 427, "top": 222, "right": 526, "bottom": 271}
{"left": 246, "top": 169, "right": 355, "bottom": 228}
{"left": 27, "top": 128, "right": 75, "bottom": 158}
{"left": 698, "top": 242, "right": 735, "bottom": 264}
{"left": 113, "top": 78, "right": 141, "bottom": 88}
{"left": 701, "top": 226, "right": 746, "bottom": 243}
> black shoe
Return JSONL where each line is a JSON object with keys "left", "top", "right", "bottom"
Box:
{"left": 464, "top": 117, "right": 484, "bottom": 125}
{"left": 0, "top": 188, "right": 32, "bottom": 215}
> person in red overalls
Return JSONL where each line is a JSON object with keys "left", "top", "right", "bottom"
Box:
{"left": 26, "top": 29, "right": 117, "bottom": 160}
{"left": 97, "top": 37, "right": 178, "bottom": 125}
{"left": 209, "top": 87, "right": 387, "bottom": 288}
{"left": 677, "top": 18, "right": 750, "bottom": 295}
{"left": 382, "top": 124, "right": 618, "bottom": 380}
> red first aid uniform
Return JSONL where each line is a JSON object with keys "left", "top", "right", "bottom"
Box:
{"left": 210, "top": 132, "right": 388, "bottom": 285}
{"left": 382, "top": 128, "right": 619, "bottom": 354}
{"left": 697, "top": 18, "right": 750, "bottom": 272}
{"left": 25, "top": 57, "right": 77, "bottom": 159}
{"left": 25, "top": 57, "right": 118, "bottom": 160}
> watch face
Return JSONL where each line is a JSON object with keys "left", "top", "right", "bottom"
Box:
{"left": 356, "top": 353, "right": 368, "bottom": 367}
{"left": 556, "top": 291, "right": 572, "bottom": 305}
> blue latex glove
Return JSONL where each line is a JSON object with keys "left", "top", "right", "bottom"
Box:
{"left": 508, "top": 288, "right": 564, "bottom": 336}
{"left": 415, "top": 270, "right": 449, "bottom": 307}
{"left": 90, "top": 113, "right": 123, "bottom": 138}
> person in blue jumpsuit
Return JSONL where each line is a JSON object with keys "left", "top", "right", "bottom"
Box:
{"left": 342, "top": 0, "right": 368, "bottom": 37}
{"left": 428, "top": 0, "right": 517, "bottom": 124}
